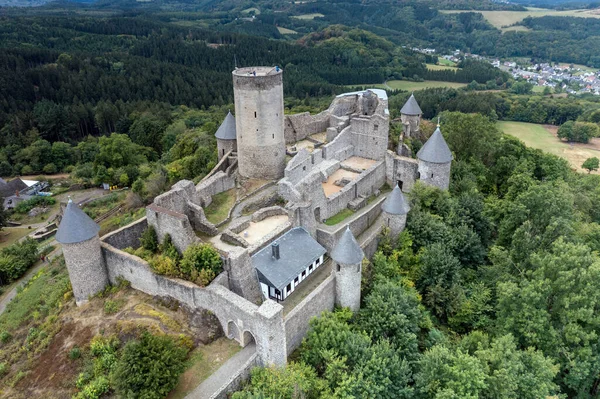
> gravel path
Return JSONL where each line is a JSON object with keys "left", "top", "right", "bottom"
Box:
{"left": 185, "top": 342, "right": 256, "bottom": 399}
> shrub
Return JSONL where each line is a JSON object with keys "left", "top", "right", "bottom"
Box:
{"left": 161, "top": 234, "right": 180, "bottom": 261}
{"left": 75, "top": 376, "right": 110, "bottom": 399}
{"left": 113, "top": 332, "right": 188, "bottom": 399}
{"left": 14, "top": 196, "right": 56, "bottom": 214}
{"left": 103, "top": 299, "right": 124, "bottom": 315}
{"left": 149, "top": 255, "right": 178, "bottom": 277}
{"left": 140, "top": 226, "right": 158, "bottom": 252}
{"left": 69, "top": 346, "right": 81, "bottom": 360}
{"left": 0, "top": 362, "right": 7, "bottom": 377}
{"left": 43, "top": 163, "right": 57, "bottom": 174}
{"left": 89, "top": 335, "right": 119, "bottom": 357}
{"left": 180, "top": 243, "right": 222, "bottom": 279}
{"left": 0, "top": 331, "right": 12, "bottom": 344}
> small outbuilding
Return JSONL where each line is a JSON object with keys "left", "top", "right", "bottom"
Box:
{"left": 252, "top": 227, "right": 327, "bottom": 301}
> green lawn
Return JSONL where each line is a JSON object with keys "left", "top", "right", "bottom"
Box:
{"left": 498, "top": 121, "right": 600, "bottom": 173}
{"left": 437, "top": 58, "right": 457, "bottom": 67}
{"left": 204, "top": 189, "right": 236, "bottom": 224}
{"left": 0, "top": 228, "right": 32, "bottom": 249}
{"left": 324, "top": 209, "right": 354, "bottom": 226}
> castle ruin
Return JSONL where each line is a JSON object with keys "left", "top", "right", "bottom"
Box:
{"left": 56, "top": 67, "right": 453, "bottom": 381}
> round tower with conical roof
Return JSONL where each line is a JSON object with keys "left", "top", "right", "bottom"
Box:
{"left": 331, "top": 227, "right": 364, "bottom": 311}
{"left": 215, "top": 110, "right": 238, "bottom": 161}
{"left": 381, "top": 184, "right": 411, "bottom": 240}
{"left": 232, "top": 66, "right": 286, "bottom": 180}
{"left": 56, "top": 198, "right": 108, "bottom": 306}
{"left": 417, "top": 122, "right": 453, "bottom": 190}
{"left": 400, "top": 93, "right": 422, "bottom": 140}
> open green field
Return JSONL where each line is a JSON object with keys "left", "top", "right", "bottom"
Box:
{"left": 427, "top": 64, "right": 458, "bottom": 71}
{"left": 441, "top": 8, "right": 600, "bottom": 30}
{"left": 498, "top": 121, "right": 600, "bottom": 173}
{"left": 378, "top": 80, "right": 467, "bottom": 91}
{"left": 241, "top": 7, "right": 260, "bottom": 15}
{"left": 438, "top": 58, "right": 458, "bottom": 67}
{"left": 277, "top": 26, "right": 298, "bottom": 34}
{"left": 291, "top": 13, "right": 324, "bottom": 20}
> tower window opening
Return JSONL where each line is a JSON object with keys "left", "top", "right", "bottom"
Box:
{"left": 254, "top": 111, "right": 257, "bottom": 118}
{"left": 431, "top": 173, "right": 434, "bottom": 178}
{"left": 337, "top": 264, "right": 341, "bottom": 272}
{"left": 272, "top": 134, "right": 274, "bottom": 139}
{"left": 374, "top": 124, "right": 379, "bottom": 131}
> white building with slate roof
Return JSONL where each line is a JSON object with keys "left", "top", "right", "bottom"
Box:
{"left": 252, "top": 227, "right": 326, "bottom": 301}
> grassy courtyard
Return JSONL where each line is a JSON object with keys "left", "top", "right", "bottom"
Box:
{"left": 498, "top": 121, "right": 600, "bottom": 173}
{"left": 0, "top": 228, "right": 32, "bottom": 249}
{"left": 204, "top": 189, "right": 236, "bottom": 224}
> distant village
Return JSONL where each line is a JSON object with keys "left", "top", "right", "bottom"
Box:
{"left": 411, "top": 47, "right": 600, "bottom": 95}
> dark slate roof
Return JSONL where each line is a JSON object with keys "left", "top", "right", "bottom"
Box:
{"left": 252, "top": 227, "right": 327, "bottom": 291}
{"left": 330, "top": 227, "right": 364, "bottom": 265}
{"left": 56, "top": 198, "right": 100, "bottom": 244}
{"left": 0, "top": 178, "right": 28, "bottom": 198}
{"left": 400, "top": 94, "right": 422, "bottom": 116}
{"left": 416, "top": 127, "right": 453, "bottom": 164}
{"left": 382, "top": 185, "right": 410, "bottom": 215}
{"left": 215, "top": 111, "right": 237, "bottom": 140}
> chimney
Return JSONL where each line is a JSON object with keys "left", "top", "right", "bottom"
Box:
{"left": 271, "top": 242, "right": 280, "bottom": 260}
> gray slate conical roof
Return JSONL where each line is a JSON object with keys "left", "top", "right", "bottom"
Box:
{"left": 215, "top": 111, "right": 237, "bottom": 140}
{"left": 56, "top": 198, "right": 100, "bottom": 244}
{"left": 400, "top": 94, "right": 422, "bottom": 116}
{"left": 331, "top": 227, "right": 364, "bottom": 265}
{"left": 417, "top": 127, "right": 453, "bottom": 164}
{"left": 382, "top": 185, "right": 410, "bottom": 215}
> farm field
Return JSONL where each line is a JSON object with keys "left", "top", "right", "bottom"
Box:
{"left": 291, "top": 13, "right": 324, "bottom": 20}
{"left": 426, "top": 64, "right": 458, "bottom": 71}
{"left": 498, "top": 121, "right": 600, "bottom": 173}
{"left": 378, "top": 80, "right": 467, "bottom": 91}
{"left": 277, "top": 26, "right": 298, "bottom": 34}
{"left": 441, "top": 8, "right": 600, "bottom": 30}
{"left": 438, "top": 58, "right": 457, "bottom": 67}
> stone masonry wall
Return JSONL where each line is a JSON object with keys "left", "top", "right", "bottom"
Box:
{"left": 284, "top": 274, "right": 335, "bottom": 354}
{"left": 197, "top": 171, "right": 236, "bottom": 208}
{"left": 210, "top": 352, "right": 259, "bottom": 399}
{"left": 101, "top": 243, "right": 287, "bottom": 366}
{"left": 284, "top": 112, "right": 330, "bottom": 144}
{"left": 146, "top": 204, "right": 199, "bottom": 253}
{"left": 284, "top": 149, "right": 325, "bottom": 185}
{"left": 101, "top": 217, "right": 148, "bottom": 250}
{"left": 386, "top": 150, "right": 418, "bottom": 192}
{"left": 350, "top": 114, "right": 389, "bottom": 161}
{"left": 63, "top": 235, "right": 108, "bottom": 306}
{"left": 418, "top": 160, "right": 451, "bottom": 191}
{"left": 316, "top": 195, "right": 385, "bottom": 252}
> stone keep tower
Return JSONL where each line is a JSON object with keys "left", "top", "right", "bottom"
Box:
{"left": 381, "top": 184, "right": 411, "bottom": 241}
{"left": 417, "top": 124, "right": 453, "bottom": 190}
{"left": 233, "top": 66, "right": 286, "bottom": 180}
{"left": 331, "top": 227, "right": 364, "bottom": 312}
{"left": 215, "top": 110, "right": 237, "bottom": 161}
{"left": 400, "top": 93, "right": 422, "bottom": 140}
{"left": 56, "top": 198, "right": 108, "bottom": 306}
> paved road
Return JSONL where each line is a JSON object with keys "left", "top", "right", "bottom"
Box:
{"left": 185, "top": 343, "right": 256, "bottom": 399}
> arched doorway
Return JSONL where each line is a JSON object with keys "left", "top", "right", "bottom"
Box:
{"left": 227, "top": 321, "right": 240, "bottom": 342}
{"left": 242, "top": 331, "right": 256, "bottom": 347}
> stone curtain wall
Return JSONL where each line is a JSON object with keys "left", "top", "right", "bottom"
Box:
{"left": 146, "top": 204, "right": 199, "bottom": 253}
{"left": 284, "top": 274, "right": 335, "bottom": 354}
{"left": 284, "top": 149, "right": 325, "bottom": 185}
{"left": 385, "top": 150, "right": 419, "bottom": 192}
{"left": 101, "top": 242, "right": 288, "bottom": 366}
{"left": 321, "top": 161, "right": 386, "bottom": 220}
{"left": 284, "top": 112, "right": 330, "bottom": 144}
{"left": 316, "top": 195, "right": 385, "bottom": 252}
{"left": 101, "top": 217, "right": 148, "bottom": 250}
{"left": 322, "top": 127, "right": 354, "bottom": 161}
{"left": 197, "top": 170, "right": 236, "bottom": 208}
{"left": 351, "top": 114, "right": 389, "bottom": 161}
